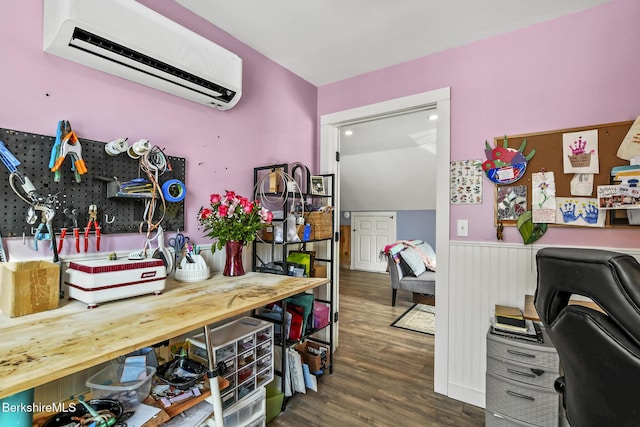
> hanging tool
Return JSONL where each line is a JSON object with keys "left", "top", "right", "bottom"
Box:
{"left": 50, "top": 120, "right": 88, "bottom": 183}
{"left": 48, "top": 120, "right": 65, "bottom": 182}
{"left": 32, "top": 204, "right": 55, "bottom": 251}
{"left": 0, "top": 139, "right": 59, "bottom": 262}
{"left": 57, "top": 207, "right": 75, "bottom": 253}
{"left": 0, "top": 231, "right": 7, "bottom": 262}
{"left": 69, "top": 208, "right": 80, "bottom": 253}
{"left": 84, "top": 204, "right": 101, "bottom": 252}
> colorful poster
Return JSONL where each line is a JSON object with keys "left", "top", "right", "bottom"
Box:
{"left": 562, "top": 129, "right": 599, "bottom": 174}
{"left": 556, "top": 197, "right": 605, "bottom": 227}
{"left": 450, "top": 160, "right": 482, "bottom": 204}
{"left": 597, "top": 184, "right": 640, "bottom": 209}
{"left": 532, "top": 172, "right": 556, "bottom": 223}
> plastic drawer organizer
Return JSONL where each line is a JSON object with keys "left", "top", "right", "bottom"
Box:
{"left": 200, "top": 387, "right": 266, "bottom": 427}
{"left": 188, "top": 317, "right": 274, "bottom": 412}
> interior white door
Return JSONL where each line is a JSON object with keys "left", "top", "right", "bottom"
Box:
{"left": 352, "top": 212, "right": 396, "bottom": 272}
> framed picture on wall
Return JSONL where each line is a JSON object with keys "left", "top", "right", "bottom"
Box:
{"left": 310, "top": 176, "right": 325, "bottom": 195}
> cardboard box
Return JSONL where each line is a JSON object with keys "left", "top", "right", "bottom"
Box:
{"left": 294, "top": 341, "right": 330, "bottom": 373}
{"left": 260, "top": 225, "right": 274, "bottom": 241}
{"left": 0, "top": 261, "right": 59, "bottom": 317}
{"left": 312, "top": 263, "right": 327, "bottom": 278}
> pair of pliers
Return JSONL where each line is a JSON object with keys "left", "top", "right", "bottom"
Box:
{"left": 57, "top": 208, "right": 78, "bottom": 253}
{"left": 84, "top": 205, "right": 101, "bottom": 252}
{"left": 34, "top": 209, "right": 54, "bottom": 251}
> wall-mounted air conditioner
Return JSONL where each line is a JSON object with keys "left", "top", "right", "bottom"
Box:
{"left": 43, "top": 0, "right": 243, "bottom": 111}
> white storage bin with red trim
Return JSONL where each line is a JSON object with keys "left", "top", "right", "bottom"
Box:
{"left": 65, "top": 258, "right": 166, "bottom": 308}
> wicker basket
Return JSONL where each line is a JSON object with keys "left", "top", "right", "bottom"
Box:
{"left": 298, "top": 211, "right": 332, "bottom": 240}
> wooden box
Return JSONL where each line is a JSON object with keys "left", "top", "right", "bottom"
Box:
{"left": 0, "top": 261, "right": 59, "bottom": 317}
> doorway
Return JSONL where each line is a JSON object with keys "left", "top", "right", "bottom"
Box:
{"left": 319, "top": 87, "right": 451, "bottom": 395}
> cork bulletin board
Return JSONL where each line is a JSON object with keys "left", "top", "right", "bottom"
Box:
{"left": 494, "top": 120, "right": 634, "bottom": 227}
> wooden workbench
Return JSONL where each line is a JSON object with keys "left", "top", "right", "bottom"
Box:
{"left": 0, "top": 272, "right": 328, "bottom": 399}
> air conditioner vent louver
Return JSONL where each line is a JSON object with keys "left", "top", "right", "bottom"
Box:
{"left": 43, "top": 0, "right": 242, "bottom": 110}
{"left": 70, "top": 28, "right": 236, "bottom": 103}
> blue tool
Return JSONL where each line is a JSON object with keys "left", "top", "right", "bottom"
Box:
{"left": 0, "top": 140, "right": 20, "bottom": 173}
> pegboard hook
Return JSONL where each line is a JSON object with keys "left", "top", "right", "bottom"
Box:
{"left": 105, "top": 214, "right": 115, "bottom": 224}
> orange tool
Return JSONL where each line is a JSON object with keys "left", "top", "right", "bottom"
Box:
{"left": 51, "top": 122, "right": 88, "bottom": 179}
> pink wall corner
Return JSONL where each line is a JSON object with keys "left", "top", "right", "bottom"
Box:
{"left": 318, "top": 0, "right": 640, "bottom": 248}
{"left": 0, "top": 1, "right": 317, "bottom": 260}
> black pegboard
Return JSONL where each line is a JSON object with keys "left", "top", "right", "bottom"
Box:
{"left": 0, "top": 127, "right": 185, "bottom": 237}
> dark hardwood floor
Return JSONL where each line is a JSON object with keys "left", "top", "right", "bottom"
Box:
{"left": 269, "top": 269, "right": 485, "bottom": 426}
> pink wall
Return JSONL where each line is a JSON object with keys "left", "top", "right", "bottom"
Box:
{"left": 319, "top": 0, "right": 640, "bottom": 248}
{"left": 0, "top": 1, "right": 317, "bottom": 259}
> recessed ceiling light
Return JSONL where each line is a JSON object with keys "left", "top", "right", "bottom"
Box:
{"left": 344, "top": 130, "right": 353, "bottom": 136}
{"left": 428, "top": 114, "right": 438, "bottom": 121}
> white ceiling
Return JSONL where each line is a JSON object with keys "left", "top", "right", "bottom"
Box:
{"left": 175, "top": 0, "right": 612, "bottom": 86}
{"left": 340, "top": 108, "right": 438, "bottom": 156}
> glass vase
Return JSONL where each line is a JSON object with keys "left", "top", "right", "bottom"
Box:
{"left": 223, "top": 240, "right": 245, "bottom": 276}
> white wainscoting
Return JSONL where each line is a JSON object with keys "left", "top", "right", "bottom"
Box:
{"left": 446, "top": 241, "right": 640, "bottom": 408}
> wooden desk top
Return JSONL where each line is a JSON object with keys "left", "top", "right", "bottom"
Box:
{"left": 0, "top": 272, "right": 328, "bottom": 399}
{"left": 524, "top": 294, "right": 603, "bottom": 321}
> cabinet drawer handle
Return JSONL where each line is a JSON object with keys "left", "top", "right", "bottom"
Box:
{"left": 506, "top": 368, "right": 536, "bottom": 378}
{"left": 506, "top": 390, "right": 535, "bottom": 401}
{"left": 506, "top": 349, "right": 536, "bottom": 358}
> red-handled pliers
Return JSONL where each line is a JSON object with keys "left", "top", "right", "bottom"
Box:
{"left": 70, "top": 208, "right": 80, "bottom": 253}
{"left": 57, "top": 208, "right": 73, "bottom": 253}
{"left": 57, "top": 226, "right": 67, "bottom": 253}
{"left": 84, "top": 205, "right": 101, "bottom": 252}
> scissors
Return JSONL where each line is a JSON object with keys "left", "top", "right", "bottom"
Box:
{"left": 169, "top": 231, "right": 190, "bottom": 264}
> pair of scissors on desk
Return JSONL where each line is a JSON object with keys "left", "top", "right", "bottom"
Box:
{"left": 169, "top": 231, "right": 190, "bottom": 265}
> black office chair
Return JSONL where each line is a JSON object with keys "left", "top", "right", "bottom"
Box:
{"left": 535, "top": 247, "right": 640, "bottom": 427}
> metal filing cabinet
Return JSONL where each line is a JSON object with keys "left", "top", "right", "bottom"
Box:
{"left": 486, "top": 326, "right": 561, "bottom": 427}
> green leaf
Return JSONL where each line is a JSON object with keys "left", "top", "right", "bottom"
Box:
{"left": 503, "top": 135, "right": 509, "bottom": 148}
{"left": 485, "top": 140, "right": 492, "bottom": 151}
{"left": 517, "top": 211, "right": 547, "bottom": 244}
{"left": 525, "top": 147, "right": 536, "bottom": 161}
{"left": 518, "top": 138, "right": 527, "bottom": 153}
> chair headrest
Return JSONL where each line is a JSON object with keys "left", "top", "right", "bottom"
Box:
{"left": 535, "top": 247, "right": 640, "bottom": 342}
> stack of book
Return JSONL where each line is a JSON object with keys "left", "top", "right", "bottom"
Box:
{"left": 490, "top": 304, "right": 543, "bottom": 343}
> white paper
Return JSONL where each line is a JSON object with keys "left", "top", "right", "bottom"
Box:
{"left": 288, "top": 348, "right": 306, "bottom": 394}
{"left": 563, "top": 129, "right": 599, "bottom": 174}
{"left": 556, "top": 197, "right": 605, "bottom": 227}
{"left": 532, "top": 172, "right": 556, "bottom": 223}
{"left": 122, "top": 403, "right": 162, "bottom": 427}
{"left": 570, "top": 173, "right": 594, "bottom": 196}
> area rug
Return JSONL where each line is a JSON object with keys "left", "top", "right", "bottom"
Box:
{"left": 390, "top": 303, "right": 435, "bottom": 335}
